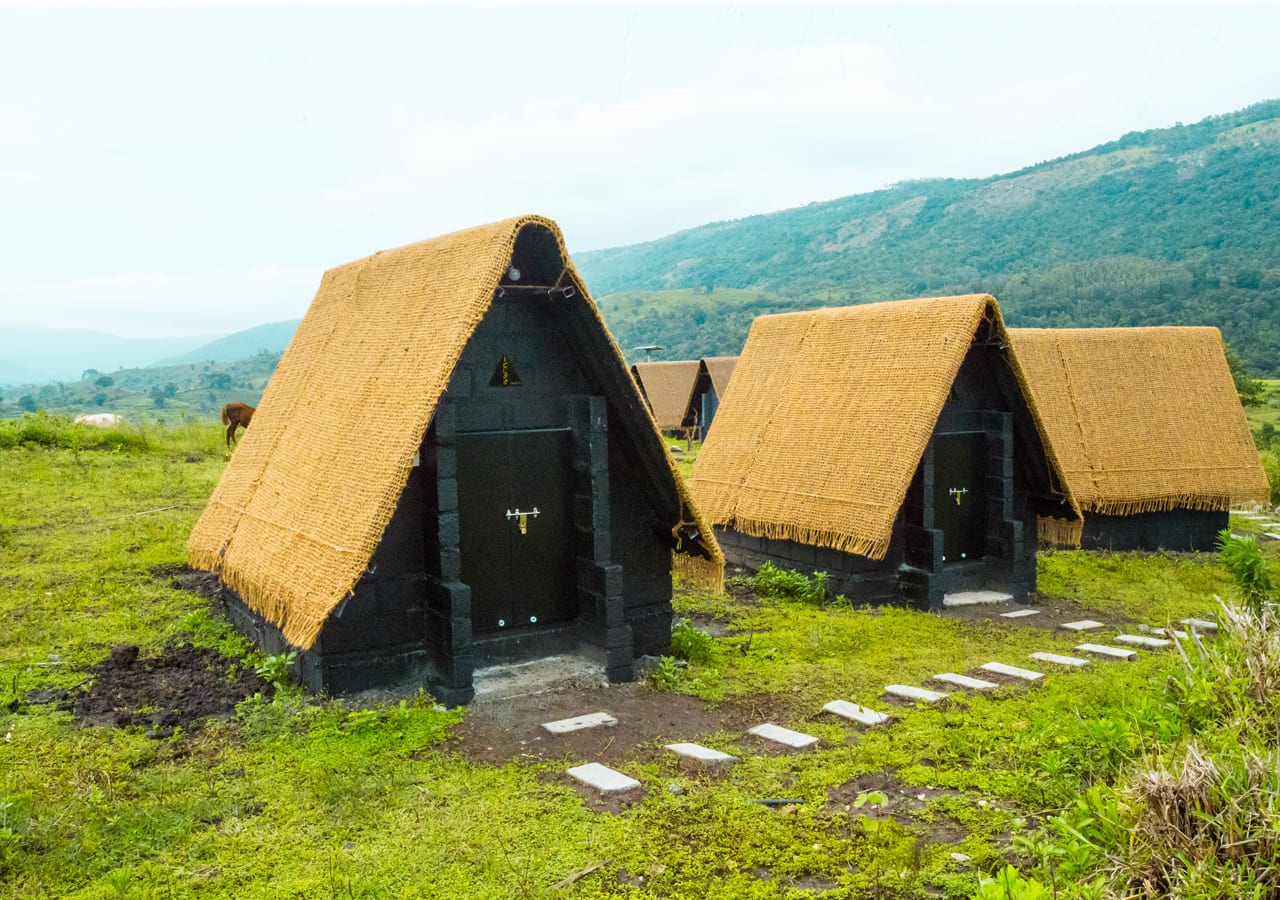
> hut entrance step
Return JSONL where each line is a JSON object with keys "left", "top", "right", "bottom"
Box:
{"left": 942, "top": 590, "right": 1013, "bottom": 607}
{"left": 471, "top": 653, "right": 608, "bottom": 701}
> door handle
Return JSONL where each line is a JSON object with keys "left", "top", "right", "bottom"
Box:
{"left": 505, "top": 507, "right": 541, "bottom": 534}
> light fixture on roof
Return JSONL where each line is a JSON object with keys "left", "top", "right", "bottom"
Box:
{"left": 507, "top": 266, "right": 521, "bottom": 282}
{"left": 633, "top": 344, "right": 664, "bottom": 361}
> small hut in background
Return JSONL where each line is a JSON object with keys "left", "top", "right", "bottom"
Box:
{"left": 1009, "top": 326, "right": 1269, "bottom": 551}
{"left": 690, "top": 295, "right": 1080, "bottom": 609}
{"left": 189, "top": 215, "right": 722, "bottom": 705}
{"left": 688, "top": 356, "right": 739, "bottom": 437}
{"left": 631, "top": 360, "right": 701, "bottom": 435}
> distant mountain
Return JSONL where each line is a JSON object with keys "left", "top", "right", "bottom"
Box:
{"left": 0, "top": 327, "right": 219, "bottom": 388}
{"left": 577, "top": 100, "right": 1280, "bottom": 375}
{"left": 154, "top": 319, "right": 300, "bottom": 366}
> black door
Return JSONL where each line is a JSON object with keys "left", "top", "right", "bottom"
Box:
{"left": 933, "top": 432, "right": 987, "bottom": 563}
{"left": 456, "top": 428, "right": 576, "bottom": 633}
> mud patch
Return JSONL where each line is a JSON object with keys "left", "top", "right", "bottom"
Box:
{"left": 154, "top": 564, "right": 222, "bottom": 599}
{"left": 827, "top": 771, "right": 963, "bottom": 829}
{"left": 939, "top": 595, "right": 1124, "bottom": 631}
{"left": 455, "top": 681, "right": 791, "bottom": 767}
{"left": 546, "top": 771, "right": 650, "bottom": 815}
{"left": 72, "top": 642, "right": 271, "bottom": 737}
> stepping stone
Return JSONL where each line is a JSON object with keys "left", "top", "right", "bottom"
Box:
{"left": 1000, "top": 608, "right": 1041, "bottom": 618}
{"left": 1060, "top": 619, "right": 1105, "bottom": 632}
{"left": 567, "top": 762, "right": 640, "bottom": 793}
{"left": 1262, "top": 532, "right": 1280, "bottom": 541}
{"left": 1115, "top": 634, "right": 1172, "bottom": 649}
{"left": 749, "top": 723, "right": 818, "bottom": 749}
{"left": 1153, "top": 628, "right": 1189, "bottom": 639}
{"left": 1181, "top": 618, "right": 1218, "bottom": 634}
{"left": 980, "top": 662, "right": 1045, "bottom": 682}
{"left": 665, "top": 742, "right": 737, "bottom": 767}
{"left": 884, "top": 684, "right": 949, "bottom": 704}
{"left": 943, "top": 590, "right": 1013, "bottom": 607}
{"left": 542, "top": 712, "right": 618, "bottom": 734}
{"left": 823, "top": 700, "right": 892, "bottom": 726}
{"left": 1076, "top": 643, "right": 1137, "bottom": 661}
{"left": 932, "top": 672, "right": 1000, "bottom": 691}
{"left": 1030, "top": 651, "right": 1089, "bottom": 668}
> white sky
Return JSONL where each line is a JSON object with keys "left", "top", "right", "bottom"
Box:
{"left": 2, "top": 2, "right": 1278, "bottom": 337}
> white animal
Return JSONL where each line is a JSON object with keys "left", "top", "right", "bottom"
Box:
{"left": 73, "top": 413, "right": 124, "bottom": 427}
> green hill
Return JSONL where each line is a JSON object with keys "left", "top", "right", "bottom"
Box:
{"left": 153, "top": 319, "right": 300, "bottom": 366}
{"left": 580, "top": 100, "right": 1280, "bottom": 373}
{"left": 0, "top": 353, "right": 280, "bottom": 423}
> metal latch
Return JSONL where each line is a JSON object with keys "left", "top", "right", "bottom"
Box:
{"left": 505, "top": 507, "right": 541, "bottom": 534}
{"left": 948, "top": 487, "right": 968, "bottom": 506}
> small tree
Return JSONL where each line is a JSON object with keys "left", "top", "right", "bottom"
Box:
{"left": 94, "top": 375, "right": 113, "bottom": 388}
{"left": 18, "top": 395, "right": 36, "bottom": 412}
{"left": 81, "top": 368, "right": 100, "bottom": 381}
{"left": 1224, "top": 342, "right": 1264, "bottom": 407}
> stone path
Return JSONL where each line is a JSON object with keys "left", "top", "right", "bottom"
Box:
{"left": 556, "top": 609, "right": 1217, "bottom": 795}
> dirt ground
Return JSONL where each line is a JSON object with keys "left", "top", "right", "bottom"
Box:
{"left": 455, "top": 681, "right": 795, "bottom": 768}
{"left": 936, "top": 596, "right": 1126, "bottom": 631}
{"left": 68, "top": 641, "right": 272, "bottom": 738}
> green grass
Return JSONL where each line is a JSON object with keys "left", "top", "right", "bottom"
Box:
{"left": 0, "top": 416, "right": 1263, "bottom": 898}
{"left": 1243, "top": 378, "right": 1280, "bottom": 435}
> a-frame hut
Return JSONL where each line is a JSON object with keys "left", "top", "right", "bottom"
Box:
{"left": 689, "top": 295, "right": 1080, "bottom": 609}
{"left": 630, "top": 360, "right": 701, "bottom": 434}
{"left": 188, "top": 216, "right": 723, "bottom": 705}
{"left": 687, "top": 356, "right": 739, "bottom": 437}
{"left": 1009, "top": 326, "right": 1269, "bottom": 551}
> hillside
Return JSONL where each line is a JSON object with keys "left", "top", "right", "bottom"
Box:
{"left": 579, "top": 100, "right": 1280, "bottom": 374}
{"left": 0, "top": 327, "right": 218, "bottom": 386}
{"left": 0, "top": 352, "right": 280, "bottom": 423}
{"left": 154, "top": 319, "right": 300, "bottom": 366}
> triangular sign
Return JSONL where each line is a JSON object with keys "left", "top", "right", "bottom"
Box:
{"left": 490, "top": 353, "right": 523, "bottom": 387}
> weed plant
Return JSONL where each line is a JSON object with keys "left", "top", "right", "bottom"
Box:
{"left": 982, "top": 534, "right": 1280, "bottom": 899}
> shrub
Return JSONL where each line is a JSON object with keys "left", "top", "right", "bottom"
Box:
{"left": 1216, "top": 530, "right": 1273, "bottom": 615}
{"left": 254, "top": 651, "right": 298, "bottom": 687}
{"left": 750, "top": 561, "right": 837, "bottom": 604}
{"left": 669, "top": 618, "right": 715, "bottom": 665}
{"left": 0, "top": 412, "right": 150, "bottom": 452}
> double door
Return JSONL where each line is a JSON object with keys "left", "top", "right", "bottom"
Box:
{"left": 456, "top": 428, "right": 576, "bottom": 633}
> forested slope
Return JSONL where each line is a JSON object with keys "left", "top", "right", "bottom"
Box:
{"left": 579, "top": 101, "right": 1280, "bottom": 372}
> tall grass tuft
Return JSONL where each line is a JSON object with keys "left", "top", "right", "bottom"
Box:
{"left": 0, "top": 411, "right": 149, "bottom": 451}
{"left": 0, "top": 411, "right": 221, "bottom": 456}
{"left": 1216, "top": 529, "right": 1274, "bottom": 614}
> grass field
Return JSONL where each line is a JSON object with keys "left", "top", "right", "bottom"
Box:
{"left": 0, "top": 415, "right": 1269, "bottom": 898}
{"left": 1243, "top": 378, "right": 1280, "bottom": 434}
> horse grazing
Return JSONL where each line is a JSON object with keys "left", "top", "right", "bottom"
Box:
{"left": 221, "top": 402, "right": 256, "bottom": 447}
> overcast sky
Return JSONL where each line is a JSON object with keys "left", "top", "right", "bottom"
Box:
{"left": 2, "top": 2, "right": 1279, "bottom": 338}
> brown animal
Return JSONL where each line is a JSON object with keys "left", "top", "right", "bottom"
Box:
{"left": 221, "top": 402, "right": 256, "bottom": 447}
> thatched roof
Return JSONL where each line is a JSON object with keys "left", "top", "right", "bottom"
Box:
{"left": 689, "top": 295, "right": 1081, "bottom": 559}
{"left": 189, "top": 215, "right": 722, "bottom": 650}
{"left": 631, "top": 360, "right": 701, "bottom": 430}
{"left": 701, "top": 356, "right": 739, "bottom": 398}
{"left": 1009, "top": 326, "right": 1269, "bottom": 515}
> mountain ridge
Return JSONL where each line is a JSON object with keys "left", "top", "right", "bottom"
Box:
{"left": 575, "top": 99, "right": 1280, "bottom": 373}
